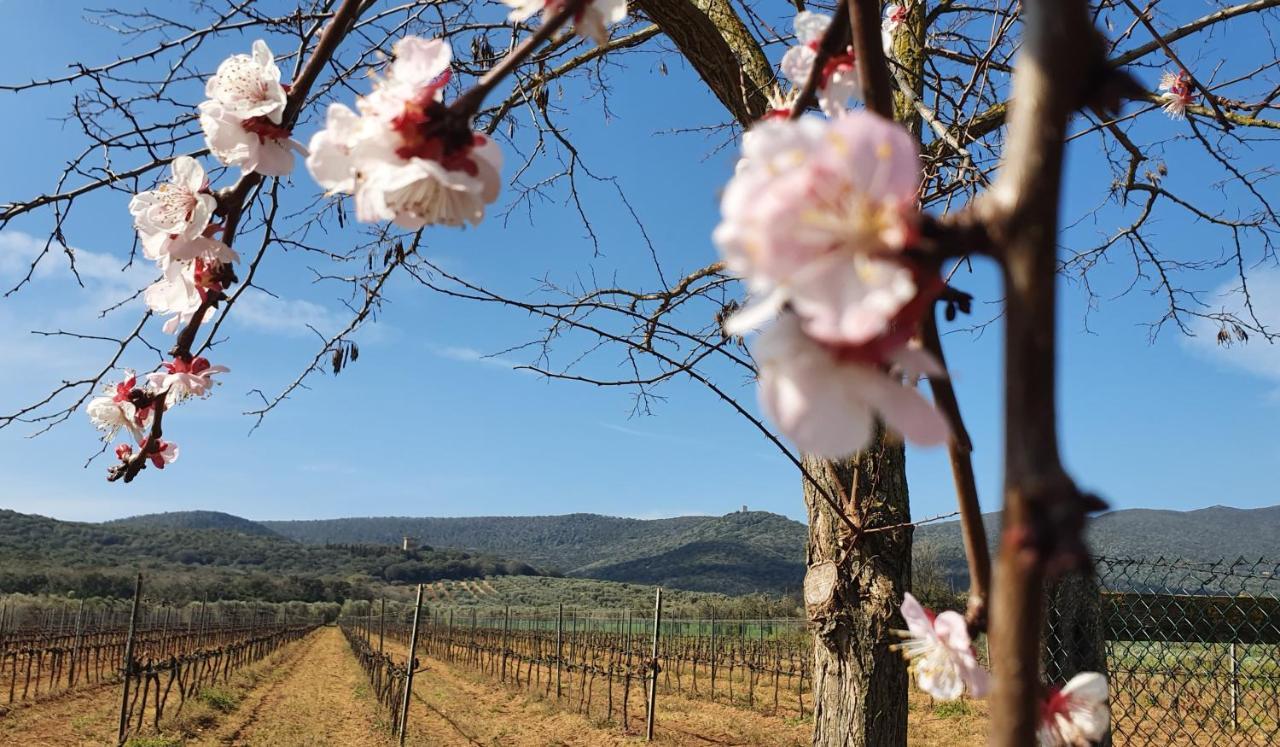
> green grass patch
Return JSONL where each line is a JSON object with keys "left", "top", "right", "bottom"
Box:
{"left": 933, "top": 699, "right": 974, "bottom": 719}
{"left": 196, "top": 685, "right": 240, "bottom": 713}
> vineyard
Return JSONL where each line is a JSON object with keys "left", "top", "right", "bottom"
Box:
{"left": 3, "top": 559, "right": 1277, "bottom": 745}
{"left": 343, "top": 600, "right": 813, "bottom": 732}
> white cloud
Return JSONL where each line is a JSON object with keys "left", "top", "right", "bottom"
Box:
{"left": 1184, "top": 267, "right": 1280, "bottom": 383}
{"left": 0, "top": 229, "right": 152, "bottom": 291}
{"left": 230, "top": 289, "right": 347, "bottom": 337}
{"left": 427, "top": 343, "right": 523, "bottom": 371}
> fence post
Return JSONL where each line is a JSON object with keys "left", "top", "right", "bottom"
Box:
{"left": 1229, "top": 641, "right": 1239, "bottom": 732}
{"left": 69, "top": 598, "right": 85, "bottom": 688}
{"left": 709, "top": 611, "right": 717, "bottom": 701}
{"left": 501, "top": 605, "right": 510, "bottom": 682}
{"left": 398, "top": 585, "right": 424, "bottom": 746}
{"left": 646, "top": 588, "right": 663, "bottom": 742}
{"left": 116, "top": 573, "right": 143, "bottom": 747}
{"left": 378, "top": 598, "right": 386, "bottom": 656}
{"left": 556, "top": 602, "right": 563, "bottom": 699}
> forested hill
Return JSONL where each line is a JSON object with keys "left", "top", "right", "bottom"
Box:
{"left": 0, "top": 509, "right": 539, "bottom": 602}
{"left": 916, "top": 504, "right": 1280, "bottom": 588}
{"left": 263, "top": 511, "right": 808, "bottom": 595}
{"left": 106, "top": 510, "right": 281, "bottom": 537}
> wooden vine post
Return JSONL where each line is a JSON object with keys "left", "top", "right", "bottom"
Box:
{"left": 398, "top": 584, "right": 424, "bottom": 746}
{"left": 556, "top": 602, "right": 564, "bottom": 699}
{"left": 645, "top": 588, "right": 663, "bottom": 742}
{"left": 116, "top": 573, "right": 143, "bottom": 747}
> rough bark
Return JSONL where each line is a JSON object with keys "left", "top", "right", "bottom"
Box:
{"left": 633, "top": 0, "right": 775, "bottom": 124}
{"left": 1044, "top": 572, "right": 1112, "bottom": 746}
{"left": 801, "top": 436, "right": 911, "bottom": 747}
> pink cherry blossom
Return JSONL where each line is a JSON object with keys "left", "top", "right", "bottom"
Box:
{"left": 305, "top": 36, "right": 503, "bottom": 228}
{"left": 893, "top": 592, "right": 989, "bottom": 700}
{"left": 137, "top": 437, "right": 180, "bottom": 469}
{"left": 1038, "top": 672, "right": 1110, "bottom": 746}
{"left": 501, "top": 0, "right": 627, "bottom": 46}
{"left": 200, "top": 40, "right": 304, "bottom": 176}
{"left": 1158, "top": 70, "right": 1194, "bottom": 120}
{"left": 714, "top": 112, "right": 930, "bottom": 351}
{"left": 752, "top": 313, "right": 949, "bottom": 456}
{"left": 128, "top": 157, "right": 218, "bottom": 263}
{"left": 146, "top": 356, "right": 229, "bottom": 404}
{"left": 780, "top": 12, "right": 859, "bottom": 117}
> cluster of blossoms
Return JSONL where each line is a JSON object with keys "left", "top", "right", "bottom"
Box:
{"left": 714, "top": 110, "right": 949, "bottom": 456}
{"left": 89, "top": 40, "right": 303, "bottom": 474}
{"left": 1158, "top": 70, "right": 1194, "bottom": 120}
{"left": 501, "top": 0, "right": 627, "bottom": 46}
{"left": 200, "top": 40, "right": 305, "bottom": 177}
{"left": 91, "top": 12, "right": 630, "bottom": 477}
{"left": 895, "top": 594, "right": 1109, "bottom": 746}
{"left": 781, "top": 12, "right": 859, "bottom": 118}
{"left": 85, "top": 354, "right": 228, "bottom": 473}
{"left": 307, "top": 37, "right": 503, "bottom": 229}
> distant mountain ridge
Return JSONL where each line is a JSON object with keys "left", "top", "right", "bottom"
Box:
{"left": 915, "top": 504, "right": 1280, "bottom": 588}
{"left": 107, "top": 510, "right": 282, "bottom": 537}
{"left": 262, "top": 510, "right": 809, "bottom": 595}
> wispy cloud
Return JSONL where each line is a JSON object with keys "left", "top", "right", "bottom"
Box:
{"left": 230, "top": 289, "right": 347, "bottom": 338}
{"left": 1183, "top": 268, "right": 1280, "bottom": 386}
{"left": 0, "top": 229, "right": 153, "bottom": 294}
{"left": 426, "top": 343, "right": 524, "bottom": 371}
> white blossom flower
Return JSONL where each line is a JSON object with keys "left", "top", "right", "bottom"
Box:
{"left": 305, "top": 36, "right": 504, "bottom": 229}
{"left": 501, "top": 0, "right": 627, "bottom": 46}
{"left": 146, "top": 356, "right": 229, "bottom": 404}
{"left": 205, "top": 39, "right": 288, "bottom": 122}
{"left": 86, "top": 372, "right": 150, "bottom": 443}
{"left": 128, "top": 157, "right": 217, "bottom": 263}
{"left": 893, "top": 592, "right": 988, "bottom": 700}
{"left": 882, "top": 4, "right": 908, "bottom": 53}
{"left": 714, "top": 112, "right": 928, "bottom": 350}
{"left": 1158, "top": 70, "right": 1193, "bottom": 120}
{"left": 780, "top": 12, "right": 859, "bottom": 117}
{"left": 1038, "top": 672, "right": 1110, "bottom": 746}
{"left": 752, "top": 313, "right": 949, "bottom": 456}
{"left": 199, "top": 100, "right": 305, "bottom": 177}
{"left": 144, "top": 254, "right": 234, "bottom": 335}
{"left": 200, "top": 40, "right": 303, "bottom": 176}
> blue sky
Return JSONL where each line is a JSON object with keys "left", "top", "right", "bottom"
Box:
{"left": 0, "top": 2, "right": 1275, "bottom": 525}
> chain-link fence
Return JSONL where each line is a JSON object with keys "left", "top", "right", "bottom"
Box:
{"left": 1048, "top": 556, "right": 1280, "bottom": 746}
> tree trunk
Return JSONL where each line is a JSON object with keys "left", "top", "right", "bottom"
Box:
{"left": 1044, "top": 571, "right": 1111, "bottom": 745}
{"left": 801, "top": 432, "right": 911, "bottom": 747}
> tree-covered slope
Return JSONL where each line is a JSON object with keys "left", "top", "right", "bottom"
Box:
{"left": 263, "top": 510, "right": 809, "bottom": 593}
{"left": 106, "top": 510, "right": 282, "bottom": 537}
{"left": 0, "top": 509, "right": 540, "bottom": 602}
{"left": 914, "top": 504, "right": 1280, "bottom": 589}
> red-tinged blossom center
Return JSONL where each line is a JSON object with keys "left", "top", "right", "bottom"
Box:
{"left": 165, "top": 356, "right": 212, "bottom": 376}
{"left": 390, "top": 80, "right": 486, "bottom": 177}
{"left": 139, "top": 437, "right": 171, "bottom": 469}
{"left": 115, "top": 444, "right": 133, "bottom": 461}
{"left": 241, "top": 116, "right": 294, "bottom": 143}
{"left": 1040, "top": 686, "right": 1070, "bottom": 726}
{"left": 826, "top": 262, "right": 943, "bottom": 367}
{"left": 804, "top": 41, "right": 856, "bottom": 87}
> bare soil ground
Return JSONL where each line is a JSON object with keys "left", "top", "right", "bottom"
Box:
{"left": 194, "top": 626, "right": 390, "bottom": 747}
